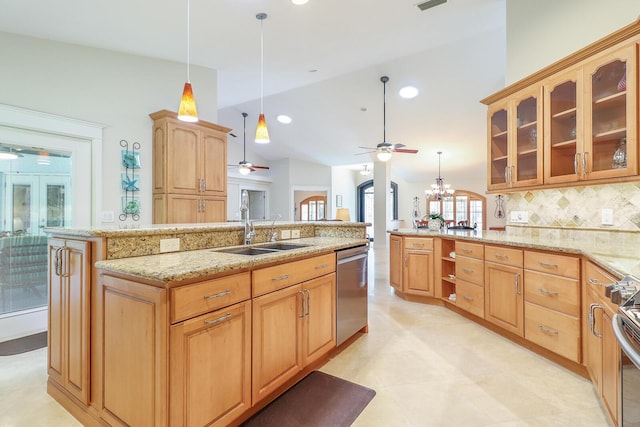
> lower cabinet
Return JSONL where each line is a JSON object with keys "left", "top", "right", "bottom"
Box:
{"left": 389, "top": 235, "right": 403, "bottom": 292}
{"left": 484, "top": 260, "right": 524, "bottom": 336}
{"left": 170, "top": 300, "right": 252, "bottom": 427}
{"left": 252, "top": 273, "right": 336, "bottom": 403}
{"left": 403, "top": 238, "right": 434, "bottom": 297}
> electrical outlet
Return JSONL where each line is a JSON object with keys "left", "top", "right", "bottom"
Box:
{"left": 601, "top": 208, "right": 614, "bottom": 226}
{"left": 291, "top": 229, "right": 300, "bottom": 239}
{"left": 510, "top": 211, "right": 528, "bottom": 223}
{"left": 101, "top": 211, "right": 115, "bottom": 223}
{"left": 159, "top": 238, "right": 180, "bottom": 253}
{"left": 281, "top": 230, "right": 291, "bottom": 240}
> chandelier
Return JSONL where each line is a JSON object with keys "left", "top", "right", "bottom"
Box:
{"left": 425, "top": 151, "right": 454, "bottom": 200}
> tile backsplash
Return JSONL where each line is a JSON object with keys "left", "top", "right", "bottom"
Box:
{"left": 506, "top": 182, "right": 640, "bottom": 232}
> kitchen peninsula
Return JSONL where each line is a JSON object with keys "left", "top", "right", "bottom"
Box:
{"left": 45, "top": 221, "right": 368, "bottom": 427}
{"left": 389, "top": 226, "right": 637, "bottom": 426}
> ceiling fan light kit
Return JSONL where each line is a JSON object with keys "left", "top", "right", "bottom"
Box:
{"left": 255, "top": 13, "right": 270, "bottom": 143}
{"left": 177, "top": 0, "right": 198, "bottom": 123}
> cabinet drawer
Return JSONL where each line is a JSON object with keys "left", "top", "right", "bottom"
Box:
{"left": 171, "top": 272, "right": 251, "bottom": 323}
{"left": 253, "top": 253, "right": 336, "bottom": 297}
{"left": 455, "top": 280, "right": 485, "bottom": 318}
{"left": 404, "top": 237, "right": 434, "bottom": 250}
{"left": 584, "top": 261, "right": 618, "bottom": 300}
{"left": 524, "top": 270, "right": 580, "bottom": 316}
{"left": 524, "top": 251, "right": 580, "bottom": 278}
{"left": 525, "top": 301, "right": 581, "bottom": 362}
{"left": 455, "top": 242, "right": 484, "bottom": 260}
{"left": 456, "top": 257, "right": 484, "bottom": 286}
{"left": 484, "top": 245, "right": 523, "bottom": 268}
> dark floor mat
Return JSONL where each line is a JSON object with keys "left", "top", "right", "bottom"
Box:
{"left": 242, "top": 371, "right": 376, "bottom": 427}
{"left": 0, "top": 331, "right": 47, "bottom": 356}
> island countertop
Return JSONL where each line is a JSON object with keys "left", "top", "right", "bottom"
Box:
{"left": 389, "top": 228, "right": 640, "bottom": 279}
{"left": 95, "top": 236, "right": 369, "bottom": 285}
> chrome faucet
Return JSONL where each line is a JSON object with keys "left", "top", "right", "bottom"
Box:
{"left": 269, "top": 214, "right": 282, "bottom": 242}
{"left": 241, "top": 190, "right": 255, "bottom": 245}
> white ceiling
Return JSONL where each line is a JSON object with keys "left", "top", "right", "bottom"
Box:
{"left": 0, "top": 0, "right": 507, "bottom": 183}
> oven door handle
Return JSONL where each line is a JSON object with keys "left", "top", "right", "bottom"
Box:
{"left": 612, "top": 314, "right": 640, "bottom": 369}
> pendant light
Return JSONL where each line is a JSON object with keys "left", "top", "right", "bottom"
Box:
{"left": 425, "top": 151, "right": 455, "bottom": 200}
{"left": 177, "top": 0, "right": 198, "bottom": 122}
{"left": 255, "top": 13, "right": 270, "bottom": 143}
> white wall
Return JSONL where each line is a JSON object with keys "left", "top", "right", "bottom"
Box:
{"left": 506, "top": 1, "right": 640, "bottom": 84}
{"left": 0, "top": 32, "right": 218, "bottom": 225}
{"left": 331, "top": 167, "right": 358, "bottom": 220}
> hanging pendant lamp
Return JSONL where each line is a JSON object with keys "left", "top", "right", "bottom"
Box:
{"left": 425, "top": 151, "right": 455, "bottom": 201}
{"left": 255, "top": 13, "right": 270, "bottom": 143}
{"left": 177, "top": 0, "right": 198, "bottom": 122}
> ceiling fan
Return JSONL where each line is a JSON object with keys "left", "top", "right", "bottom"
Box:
{"left": 229, "top": 112, "right": 270, "bottom": 175}
{"left": 357, "top": 76, "right": 418, "bottom": 161}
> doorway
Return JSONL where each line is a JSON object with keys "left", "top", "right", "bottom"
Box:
{"left": 356, "top": 180, "right": 398, "bottom": 241}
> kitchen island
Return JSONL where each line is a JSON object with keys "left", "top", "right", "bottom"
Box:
{"left": 389, "top": 226, "right": 637, "bottom": 426}
{"left": 45, "top": 221, "right": 368, "bottom": 427}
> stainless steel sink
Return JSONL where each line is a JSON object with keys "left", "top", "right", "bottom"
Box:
{"left": 215, "top": 243, "right": 308, "bottom": 256}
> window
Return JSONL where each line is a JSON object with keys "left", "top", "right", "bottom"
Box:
{"left": 428, "top": 190, "right": 486, "bottom": 229}
{"left": 299, "top": 196, "right": 326, "bottom": 221}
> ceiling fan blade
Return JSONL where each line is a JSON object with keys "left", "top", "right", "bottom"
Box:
{"left": 355, "top": 151, "right": 376, "bottom": 156}
{"left": 393, "top": 143, "right": 406, "bottom": 149}
{"left": 251, "top": 165, "right": 270, "bottom": 170}
{"left": 357, "top": 146, "right": 377, "bottom": 150}
{"left": 393, "top": 148, "right": 419, "bottom": 154}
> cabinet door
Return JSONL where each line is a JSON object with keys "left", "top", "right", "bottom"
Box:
{"left": 170, "top": 300, "right": 251, "bottom": 427}
{"left": 512, "top": 87, "right": 543, "bottom": 187}
{"left": 201, "top": 129, "right": 227, "bottom": 195}
{"left": 487, "top": 103, "right": 510, "bottom": 190}
{"left": 585, "top": 289, "right": 604, "bottom": 395}
{"left": 302, "top": 274, "right": 336, "bottom": 366}
{"left": 389, "top": 235, "right": 403, "bottom": 291}
{"left": 201, "top": 196, "right": 227, "bottom": 222}
{"left": 584, "top": 44, "right": 637, "bottom": 180}
{"left": 252, "top": 284, "right": 303, "bottom": 403}
{"left": 167, "top": 123, "right": 201, "bottom": 194}
{"left": 404, "top": 249, "right": 434, "bottom": 296}
{"left": 602, "top": 305, "right": 620, "bottom": 426}
{"left": 47, "top": 238, "right": 90, "bottom": 405}
{"left": 544, "top": 69, "right": 583, "bottom": 184}
{"left": 484, "top": 262, "right": 524, "bottom": 336}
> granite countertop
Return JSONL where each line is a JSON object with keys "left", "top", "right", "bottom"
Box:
{"left": 95, "top": 237, "right": 369, "bottom": 285}
{"left": 389, "top": 228, "right": 640, "bottom": 279}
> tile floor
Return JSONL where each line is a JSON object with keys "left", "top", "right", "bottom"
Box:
{"left": 0, "top": 248, "right": 610, "bottom": 426}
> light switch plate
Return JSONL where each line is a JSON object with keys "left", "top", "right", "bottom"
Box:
{"left": 281, "top": 230, "right": 291, "bottom": 240}
{"left": 159, "top": 238, "right": 180, "bottom": 253}
{"left": 510, "top": 211, "right": 528, "bottom": 223}
{"left": 291, "top": 229, "right": 300, "bottom": 239}
{"left": 601, "top": 208, "right": 614, "bottom": 226}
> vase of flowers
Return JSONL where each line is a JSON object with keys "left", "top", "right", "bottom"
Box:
{"left": 428, "top": 213, "right": 444, "bottom": 231}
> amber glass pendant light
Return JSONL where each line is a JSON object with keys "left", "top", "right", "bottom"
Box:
{"left": 255, "top": 13, "right": 270, "bottom": 143}
{"left": 178, "top": 0, "right": 198, "bottom": 122}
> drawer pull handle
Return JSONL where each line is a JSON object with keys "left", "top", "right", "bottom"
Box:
{"left": 587, "top": 278, "right": 603, "bottom": 287}
{"left": 460, "top": 248, "right": 472, "bottom": 253}
{"left": 204, "top": 312, "right": 231, "bottom": 325}
{"left": 462, "top": 268, "right": 474, "bottom": 273}
{"left": 538, "top": 288, "right": 559, "bottom": 296}
{"left": 538, "top": 325, "right": 558, "bottom": 336}
{"left": 538, "top": 261, "right": 558, "bottom": 269}
{"left": 463, "top": 295, "right": 474, "bottom": 301}
{"left": 204, "top": 289, "right": 231, "bottom": 299}
{"left": 494, "top": 254, "right": 508, "bottom": 260}
{"left": 272, "top": 274, "right": 290, "bottom": 281}
{"left": 413, "top": 243, "right": 425, "bottom": 248}
{"left": 315, "top": 264, "right": 329, "bottom": 269}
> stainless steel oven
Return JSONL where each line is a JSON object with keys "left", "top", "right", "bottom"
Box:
{"left": 612, "top": 287, "right": 640, "bottom": 426}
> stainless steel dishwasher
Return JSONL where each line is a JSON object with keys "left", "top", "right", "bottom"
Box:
{"left": 336, "top": 244, "right": 369, "bottom": 346}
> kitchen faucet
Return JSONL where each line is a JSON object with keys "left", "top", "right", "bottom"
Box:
{"left": 240, "top": 190, "right": 255, "bottom": 245}
{"left": 269, "top": 214, "right": 282, "bottom": 242}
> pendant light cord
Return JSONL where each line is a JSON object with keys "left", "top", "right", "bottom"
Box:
{"left": 186, "top": 0, "right": 191, "bottom": 82}
{"left": 242, "top": 112, "right": 248, "bottom": 161}
{"left": 260, "top": 17, "right": 264, "bottom": 112}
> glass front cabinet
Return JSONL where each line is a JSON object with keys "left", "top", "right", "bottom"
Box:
{"left": 544, "top": 43, "right": 636, "bottom": 184}
{"left": 488, "top": 86, "right": 543, "bottom": 191}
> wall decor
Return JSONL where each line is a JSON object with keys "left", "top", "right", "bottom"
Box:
{"left": 336, "top": 194, "right": 343, "bottom": 207}
{"left": 120, "top": 139, "right": 141, "bottom": 221}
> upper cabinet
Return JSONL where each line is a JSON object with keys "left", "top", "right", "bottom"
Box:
{"left": 483, "top": 21, "right": 640, "bottom": 192}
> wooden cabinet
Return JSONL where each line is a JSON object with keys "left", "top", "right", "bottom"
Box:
{"left": 47, "top": 238, "right": 91, "bottom": 405}
{"left": 403, "top": 237, "right": 434, "bottom": 297}
{"left": 252, "top": 273, "right": 336, "bottom": 404}
{"left": 455, "top": 241, "right": 485, "bottom": 317}
{"left": 150, "top": 110, "right": 230, "bottom": 223}
{"left": 584, "top": 261, "right": 620, "bottom": 426}
{"left": 389, "top": 234, "right": 403, "bottom": 292}
{"left": 523, "top": 250, "right": 581, "bottom": 362}
{"left": 170, "top": 300, "right": 252, "bottom": 427}
{"left": 487, "top": 85, "right": 543, "bottom": 190}
{"left": 439, "top": 238, "right": 456, "bottom": 300}
{"left": 484, "top": 245, "right": 524, "bottom": 336}
{"left": 483, "top": 21, "right": 640, "bottom": 192}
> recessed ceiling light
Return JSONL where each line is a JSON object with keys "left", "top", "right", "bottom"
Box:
{"left": 399, "top": 86, "right": 419, "bottom": 99}
{"left": 292, "top": 0, "right": 309, "bottom": 5}
{"left": 277, "top": 115, "right": 292, "bottom": 124}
